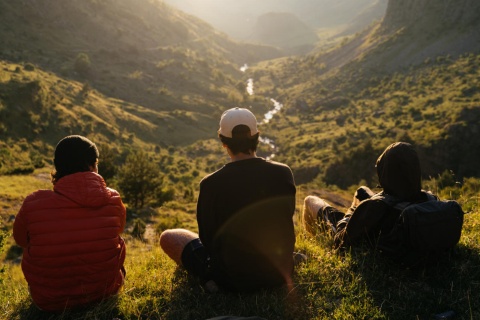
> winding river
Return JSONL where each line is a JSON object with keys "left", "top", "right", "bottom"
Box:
{"left": 240, "top": 64, "right": 283, "bottom": 159}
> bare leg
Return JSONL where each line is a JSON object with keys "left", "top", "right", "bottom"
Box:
{"left": 159, "top": 228, "right": 198, "bottom": 265}
{"left": 302, "top": 196, "right": 332, "bottom": 235}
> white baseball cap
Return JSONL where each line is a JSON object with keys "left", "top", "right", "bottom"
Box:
{"left": 218, "top": 107, "right": 259, "bottom": 138}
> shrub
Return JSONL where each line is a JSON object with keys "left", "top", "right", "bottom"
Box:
{"left": 23, "top": 63, "right": 35, "bottom": 71}
{"left": 117, "top": 150, "right": 163, "bottom": 208}
{"left": 130, "top": 218, "right": 146, "bottom": 239}
{"left": 74, "top": 53, "right": 91, "bottom": 77}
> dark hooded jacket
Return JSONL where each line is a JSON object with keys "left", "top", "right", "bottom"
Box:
{"left": 334, "top": 142, "right": 434, "bottom": 247}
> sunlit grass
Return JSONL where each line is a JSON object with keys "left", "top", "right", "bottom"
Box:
{"left": 0, "top": 169, "right": 52, "bottom": 212}
{"left": 1, "top": 177, "right": 479, "bottom": 318}
{"left": 1, "top": 184, "right": 479, "bottom": 319}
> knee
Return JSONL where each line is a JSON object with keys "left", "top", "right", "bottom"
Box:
{"left": 159, "top": 229, "right": 173, "bottom": 250}
{"left": 304, "top": 195, "right": 319, "bottom": 209}
{"left": 159, "top": 228, "right": 198, "bottom": 251}
{"left": 159, "top": 229, "right": 195, "bottom": 265}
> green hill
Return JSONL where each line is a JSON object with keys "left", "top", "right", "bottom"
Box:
{"left": 1, "top": 1, "right": 480, "bottom": 319}
{"left": 0, "top": 0, "right": 281, "bottom": 116}
{"left": 1, "top": 0, "right": 479, "bottom": 186}
{"left": 248, "top": 0, "right": 480, "bottom": 186}
{"left": 0, "top": 0, "right": 283, "bottom": 174}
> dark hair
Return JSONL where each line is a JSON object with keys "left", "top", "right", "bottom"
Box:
{"left": 51, "top": 135, "right": 99, "bottom": 184}
{"left": 219, "top": 125, "right": 259, "bottom": 155}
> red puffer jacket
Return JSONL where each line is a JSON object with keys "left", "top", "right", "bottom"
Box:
{"left": 13, "top": 171, "right": 126, "bottom": 312}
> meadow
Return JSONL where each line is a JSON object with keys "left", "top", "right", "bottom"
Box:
{"left": 1, "top": 170, "right": 479, "bottom": 320}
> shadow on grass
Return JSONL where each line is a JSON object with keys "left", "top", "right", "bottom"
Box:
{"left": 161, "top": 267, "right": 314, "bottom": 320}
{"left": 8, "top": 295, "right": 123, "bottom": 320}
{"left": 350, "top": 244, "right": 480, "bottom": 320}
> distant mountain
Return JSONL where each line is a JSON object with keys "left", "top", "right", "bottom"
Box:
{"left": 339, "top": 0, "right": 388, "bottom": 36}
{"left": 377, "top": 0, "right": 480, "bottom": 69}
{"left": 384, "top": 0, "right": 480, "bottom": 32}
{"left": 0, "top": 0, "right": 287, "bottom": 170}
{"left": 251, "top": 12, "right": 319, "bottom": 55}
{"left": 250, "top": 0, "right": 480, "bottom": 183}
{"left": 162, "top": 0, "right": 387, "bottom": 41}
{"left": 2, "top": 0, "right": 480, "bottom": 187}
{"left": 0, "top": 0, "right": 281, "bottom": 116}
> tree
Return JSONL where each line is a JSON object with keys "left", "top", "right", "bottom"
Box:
{"left": 98, "top": 143, "right": 118, "bottom": 183}
{"left": 74, "top": 53, "right": 91, "bottom": 77}
{"left": 117, "top": 150, "right": 162, "bottom": 208}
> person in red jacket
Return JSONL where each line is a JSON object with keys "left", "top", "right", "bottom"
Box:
{"left": 13, "top": 135, "right": 126, "bottom": 312}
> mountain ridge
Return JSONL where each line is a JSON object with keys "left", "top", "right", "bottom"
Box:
{"left": 2, "top": 0, "right": 480, "bottom": 186}
{"left": 0, "top": 0, "right": 281, "bottom": 115}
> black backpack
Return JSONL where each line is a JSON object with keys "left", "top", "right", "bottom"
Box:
{"left": 377, "top": 193, "right": 465, "bottom": 265}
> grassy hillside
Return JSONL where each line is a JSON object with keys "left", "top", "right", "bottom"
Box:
{"left": 2, "top": 0, "right": 478, "bottom": 188}
{"left": 1, "top": 172, "right": 479, "bottom": 319}
{"left": 248, "top": 16, "right": 480, "bottom": 186}
{"left": 0, "top": 60, "right": 225, "bottom": 175}
{"left": 1, "top": 0, "right": 480, "bottom": 318}
{"left": 0, "top": 0, "right": 281, "bottom": 117}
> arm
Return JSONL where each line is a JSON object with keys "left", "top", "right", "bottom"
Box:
{"left": 13, "top": 205, "right": 28, "bottom": 248}
{"left": 108, "top": 188, "right": 127, "bottom": 233}
{"left": 196, "top": 180, "right": 216, "bottom": 250}
{"left": 335, "top": 199, "right": 388, "bottom": 247}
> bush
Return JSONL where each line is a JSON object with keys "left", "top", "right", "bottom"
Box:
{"left": 130, "top": 218, "right": 146, "bottom": 239}
{"left": 155, "top": 215, "right": 181, "bottom": 233}
{"left": 117, "top": 150, "right": 163, "bottom": 208}
{"left": 74, "top": 53, "right": 91, "bottom": 77}
{"left": 23, "top": 63, "right": 35, "bottom": 71}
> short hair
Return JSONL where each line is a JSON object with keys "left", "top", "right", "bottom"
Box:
{"left": 51, "top": 135, "right": 99, "bottom": 184}
{"left": 219, "top": 125, "right": 259, "bottom": 155}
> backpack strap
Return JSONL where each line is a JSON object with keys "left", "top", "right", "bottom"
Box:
{"left": 375, "top": 192, "right": 411, "bottom": 211}
{"left": 379, "top": 191, "right": 437, "bottom": 211}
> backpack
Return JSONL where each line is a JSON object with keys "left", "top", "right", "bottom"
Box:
{"left": 377, "top": 193, "right": 465, "bottom": 265}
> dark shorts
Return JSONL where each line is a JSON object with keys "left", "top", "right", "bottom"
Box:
{"left": 181, "top": 238, "right": 211, "bottom": 280}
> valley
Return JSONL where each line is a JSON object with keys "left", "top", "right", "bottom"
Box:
{"left": 1, "top": 0, "right": 480, "bottom": 319}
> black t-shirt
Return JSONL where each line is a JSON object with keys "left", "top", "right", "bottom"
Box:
{"left": 197, "top": 157, "right": 296, "bottom": 291}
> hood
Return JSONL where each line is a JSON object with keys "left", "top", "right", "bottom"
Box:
{"left": 54, "top": 171, "right": 111, "bottom": 207}
{"left": 376, "top": 142, "right": 422, "bottom": 201}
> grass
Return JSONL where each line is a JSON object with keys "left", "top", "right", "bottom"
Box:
{"left": 1, "top": 182, "right": 479, "bottom": 319}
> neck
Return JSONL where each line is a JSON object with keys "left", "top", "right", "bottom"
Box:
{"left": 230, "top": 151, "right": 257, "bottom": 162}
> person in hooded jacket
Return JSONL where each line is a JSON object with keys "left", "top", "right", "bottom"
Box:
{"left": 13, "top": 135, "right": 126, "bottom": 312}
{"left": 302, "top": 141, "right": 436, "bottom": 248}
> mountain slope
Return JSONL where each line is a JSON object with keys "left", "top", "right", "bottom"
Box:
{"left": 251, "top": 12, "right": 319, "bottom": 54}
{"left": 163, "top": 0, "right": 386, "bottom": 40}
{"left": 0, "top": 60, "right": 216, "bottom": 157}
{"left": 250, "top": 0, "right": 480, "bottom": 185}
{"left": 0, "top": 0, "right": 281, "bottom": 116}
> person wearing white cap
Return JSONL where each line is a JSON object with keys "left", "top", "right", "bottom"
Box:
{"left": 160, "top": 107, "right": 298, "bottom": 292}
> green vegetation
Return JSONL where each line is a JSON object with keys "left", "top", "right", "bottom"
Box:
{"left": 252, "top": 52, "right": 480, "bottom": 188}
{"left": 0, "top": 0, "right": 279, "bottom": 119}
{"left": 1, "top": 0, "right": 480, "bottom": 318}
{"left": 1, "top": 177, "right": 479, "bottom": 319}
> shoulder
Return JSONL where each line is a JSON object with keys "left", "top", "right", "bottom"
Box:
{"left": 263, "top": 159, "right": 293, "bottom": 175}
{"left": 21, "top": 189, "right": 55, "bottom": 206}
{"left": 355, "top": 196, "right": 390, "bottom": 214}
{"left": 420, "top": 190, "right": 439, "bottom": 201}
{"left": 200, "top": 166, "right": 224, "bottom": 185}
{"left": 269, "top": 160, "right": 293, "bottom": 171}
{"left": 266, "top": 159, "right": 291, "bottom": 168}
